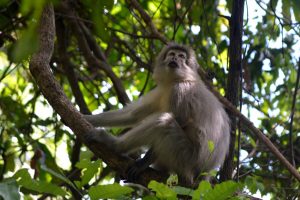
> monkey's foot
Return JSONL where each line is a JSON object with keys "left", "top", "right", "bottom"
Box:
{"left": 126, "top": 158, "right": 149, "bottom": 182}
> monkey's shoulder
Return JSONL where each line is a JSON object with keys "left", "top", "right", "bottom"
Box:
{"left": 138, "top": 87, "right": 171, "bottom": 111}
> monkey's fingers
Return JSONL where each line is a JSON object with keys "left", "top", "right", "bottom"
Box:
{"left": 126, "top": 158, "right": 149, "bottom": 182}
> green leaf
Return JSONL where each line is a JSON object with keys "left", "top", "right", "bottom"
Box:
{"left": 20, "top": 0, "right": 44, "bottom": 16}
{"left": 88, "top": 183, "right": 133, "bottom": 200}
{"left": 172, "top": 186, "right": 193, "bottom": 196}
{"left": 0, "top": 0, "right": 10, "bottom": 7}
{"left": 290, "top": 68, "right": 297, "bottom": 83}
{"left": 148, "top": 181, "right": 177, "bottom": 200}
{"left": 75, "top": 155, "right": 102, "bottom": 187}
{"left": 14, "top": 169, "right": 67, "bottom": 196}
{"left": 6, "top": 153, "right": 16, "bottom": 172}
{"left": 102, "top": 0, "right": 114, "bottom": 11}
{"left": 81, "top": 160, "right": 101, "bottom": 186}
{"left": 79, "top": 150, "right": 94, "bottom": 161}
{"left": 292, "top": 0, "right": 300, "bottom": 21}
{"left": 0, "top": 14, "right": 10, "bottom": 30}
{"left": 203, "top": 181, "right": 241, "bottom": 200}
{"left": 268, "top": 0, "right": 278, "bottom": 10}
{"left": 282, "top": 0, "right": 291, "bottom": 23}
{"left": 91, "top": 0, "right": 109, "bottom": 42}
{"left": 11, "top": 25, "right": 39, "bottom": 62}
{"left": 226, "top": 0, "right": 233, "bottom": 14}
{"left": 40, "top": 164, "right": 76, "bottom": 190}
{"left": 166, "top": 174, "right": 178, "bottom": 186}
{"left": 218, "top": 40, "right": 228, "bottom": 53}
{"left": 208, "top": 140, "right": 215, "bottom": 153}
{"left": 0, "top": 179, "right": 21, "bottom": 200}
{"left": 143, "top": 196, "right": 159, "bottom": 200}
{"left": 192, "top": 180, "right": 212, "bottom": 200}
{"left": 245, "top": 176, "right": 264, "bottom": 194}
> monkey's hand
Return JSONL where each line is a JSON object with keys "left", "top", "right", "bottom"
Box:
{"left": 126, "top": 149, "right": 155, "bottom": 182}
{"left": 84, "top": 128, "right": 117, "bottom": 147}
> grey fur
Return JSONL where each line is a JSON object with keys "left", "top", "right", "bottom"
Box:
{"left": 84, "top": 44, "right": 230, "bottom": 186}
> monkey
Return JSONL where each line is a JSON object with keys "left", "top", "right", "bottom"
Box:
{"left": 84, "top": 43, "right": 230, "bottom": 187}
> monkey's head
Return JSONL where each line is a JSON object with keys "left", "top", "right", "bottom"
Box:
{"left": 153, "top": 43, "right": 200, "bottom": 84}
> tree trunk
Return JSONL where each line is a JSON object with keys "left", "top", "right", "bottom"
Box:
{"left": 220, "top": 0, "right": 245, "bottom": 181}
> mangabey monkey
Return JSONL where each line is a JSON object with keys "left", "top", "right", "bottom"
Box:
{"left": 84, "top": 43, "right": 230, "bottom": 186}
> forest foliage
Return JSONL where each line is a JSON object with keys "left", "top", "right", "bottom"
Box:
{"left": 0, "top": 0, "right": 300, "bottom": 199}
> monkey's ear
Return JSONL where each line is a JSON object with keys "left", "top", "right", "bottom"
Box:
{"left": 187, "top": 54, "right": 200, "bottom": 70}
{"left": 184, "top": 46, "right": 199, "bottom": 70}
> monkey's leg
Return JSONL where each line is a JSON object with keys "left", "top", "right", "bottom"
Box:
{"left": 115, "top": 113, "right": 175, "bottom": 152}
{"left": 116, "top": 113, "right": 196, "bottom": 185}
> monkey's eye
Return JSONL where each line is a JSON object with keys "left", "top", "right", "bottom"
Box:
{"left": 168, "top": 52, "right": 175, "bottom": 57}
{"left": 178, "top": 54, "right": 186, "bottom": 59}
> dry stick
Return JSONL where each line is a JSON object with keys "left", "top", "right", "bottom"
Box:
{"left": 198, "top": 68, "right": 300, "bottom": 181}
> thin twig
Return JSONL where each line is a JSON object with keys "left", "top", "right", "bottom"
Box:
{"left": 173, "top": 0, "right": 194, "bottom": 38}
{"left": 126, "top": 0, "right": 168, "bottom": 44}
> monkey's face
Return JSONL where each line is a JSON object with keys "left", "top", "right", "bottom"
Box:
{"left": 153, "top": 44, "right": 200, "bottom": 84}
{"left": 159, "top": 49, "right": 197, "bottom": 82}
{"left": 164, "top": 49, "right": 187, "bottom": 69}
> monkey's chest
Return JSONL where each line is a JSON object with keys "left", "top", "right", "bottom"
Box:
{"left": 169, "top": 88, "right": 196, "bottom": 127}
{"left": 158, "top": 83, "right": 197, "bottom": 125}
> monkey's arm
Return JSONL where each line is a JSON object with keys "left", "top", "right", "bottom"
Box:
{"left": 84, "top": 89, "right": 160, "bottom": 127}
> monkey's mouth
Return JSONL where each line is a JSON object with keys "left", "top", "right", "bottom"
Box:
{"left": 168, "top": 61, "right": 179, "bottom": 68}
